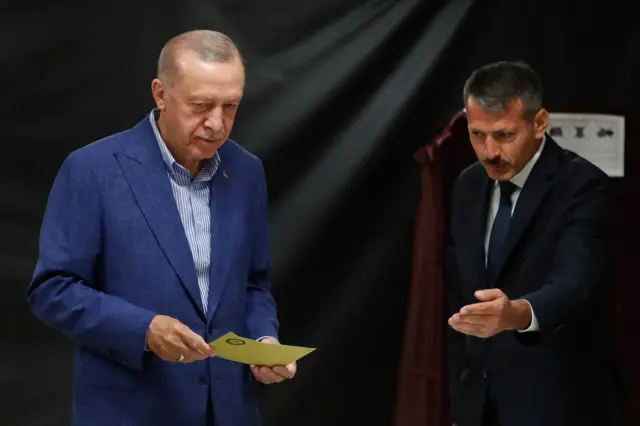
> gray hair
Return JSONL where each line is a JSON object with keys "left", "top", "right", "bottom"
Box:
{"left": 157, "top": 30, "right": 243, "bottom": 85}
{"left": 463, "top": 60, "right": 543, "bottom": 120}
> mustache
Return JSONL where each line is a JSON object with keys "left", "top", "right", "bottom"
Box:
{"left": 481, "top": 156, "right": 510, "bottom": 166}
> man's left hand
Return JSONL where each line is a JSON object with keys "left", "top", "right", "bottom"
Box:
{"left": 448, "top": 289, "right": 532, "bottom": 338}
{"left": 250, "top": 337, "right": 297, "bottom": 384}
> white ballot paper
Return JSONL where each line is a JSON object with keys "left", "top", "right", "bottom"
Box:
{"left": 548, "top": 113, "right": 625, "bottom": 177}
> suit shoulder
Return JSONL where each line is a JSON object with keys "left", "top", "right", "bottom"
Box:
{"left": 558, "top": 147, "right": 610, "bottom": 184}
{"left": 220, "top": 139, "right": 264, "bottom": 170}
{"left": 57, "top": 128, "right": 138, "bottom": 189}
{"left": 65, "top": 128, "right": 132, "bottom": 165}
{"left": 454, "top": 161, "right": 485, "bottom": 191}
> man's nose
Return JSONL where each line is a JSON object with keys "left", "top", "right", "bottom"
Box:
{"left": 485, "top": 138, "right": 500, "bottom": 159}
{"left": 204, "top": 107, "right": 223, "bottom": 132}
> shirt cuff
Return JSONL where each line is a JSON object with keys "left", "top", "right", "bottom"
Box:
{"left": 518, "top": 299, "right": 539, "bottom": 332}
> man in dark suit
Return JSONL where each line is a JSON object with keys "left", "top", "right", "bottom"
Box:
{"left": 26, "top": 30, "right": 295, "bottom": 426}
{"left": 446, "top": 61, "right": 622, "bottom": 426}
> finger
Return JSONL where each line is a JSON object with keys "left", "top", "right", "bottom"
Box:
{"left": 272, "top": 365, "right": 293, "bottom": 379}
{"left": 451, "top": 318, "right": 500, "bottom": 338}
{"left": 186, "top": 335, "right": 216, "bottom": 357}
{"left": 263, "top": 367, "right": 287, "bottom": 383}
{"left": 165, "top": 332, "right": 199, "bottom": 363}
{"left": 251, "top": 365, "right": 271, "bottom": 383}
{"left": 460, "top": 301, "right": 497, "bottom": 315}
{"left": 155, "top": 335, "right": 190, "bottom": 362}
{"left": 186, "top": 349, "right": 209, "bottom": 362}
{"left": 287, "top": 362, "right": 297, "bottom": 378}
{"left": 253, "top": 366, "right": 285, "bottom": 384}
{"left": 179, "top": 328, "right": 216, "bottom": 358}
{"left": 451, "top": 313, "right": 492, "bottom": 325}
{"left": 159, "top": 344, "right": 189, "bottom": 363}
{"left": 474, "top": 289, "right": 504, "bottom": 302}
{"left": 449, "top": 317, "right": 485, "bottom": 336}
{"left": 451, "top": 322, "right": 486, "bottom": 337}
{"left": 174, "top": 341, "right": 195, "bottom": 362}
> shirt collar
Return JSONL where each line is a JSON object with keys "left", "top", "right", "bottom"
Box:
{"left": 495, "top": 135, "right": 546, "bottom": 189}
{"left": 149, "top": 109, "right": 220, "bottom": 181}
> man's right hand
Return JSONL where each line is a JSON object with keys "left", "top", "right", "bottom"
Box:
{"left": 146, "top": 315, "right": 216, "bottom": 363}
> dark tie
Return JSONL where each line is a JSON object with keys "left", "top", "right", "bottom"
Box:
{"left": 486, "top": 180, "right": 517, "bottom": 284}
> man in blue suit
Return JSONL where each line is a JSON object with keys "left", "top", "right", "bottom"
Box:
{"left": 26, "top": 30, "right": 295, "bottom": 426}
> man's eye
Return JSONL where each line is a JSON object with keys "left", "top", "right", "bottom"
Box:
{"left": 496, "top": 132, "right": 514, "bottom": 139}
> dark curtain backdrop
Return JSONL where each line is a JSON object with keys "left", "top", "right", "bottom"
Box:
{"left": 1, "top": 1, "right": 637, "bottom": 425}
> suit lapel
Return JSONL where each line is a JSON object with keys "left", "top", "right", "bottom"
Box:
{"left": 490, "top": 137, "right": 561, "bottom": 286}
{"left": 116, "top": 119, "right": 206, "bottom": 318}
{"left": 206, "top": 149, "right": 235, "bottom": 322}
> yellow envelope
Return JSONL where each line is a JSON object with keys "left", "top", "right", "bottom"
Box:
{"left": 209, "top": 332, "right": 316, "bottom": 366}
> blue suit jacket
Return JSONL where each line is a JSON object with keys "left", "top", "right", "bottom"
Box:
{"left": 26, "top": 117, "right": 278, "bottom": 426}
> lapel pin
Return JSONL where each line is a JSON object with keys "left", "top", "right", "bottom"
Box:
{"left": 223, "top": 171, "right": 229, "bottom": 179}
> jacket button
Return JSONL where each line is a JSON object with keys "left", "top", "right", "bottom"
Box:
{"left": 482, "top": 369, "right": 488, "bottom": 378}
{"left": 199, "top": 374, "right": 208, "bottom": 386}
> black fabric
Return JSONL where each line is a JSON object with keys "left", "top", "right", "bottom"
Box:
{"left": 1, "top": 1, "right": 637, "bottom": 426}
{"left": 482, "top": 398, "right": 501, "bottom": 426}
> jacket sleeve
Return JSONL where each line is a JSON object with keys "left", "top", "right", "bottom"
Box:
{"left": 26, "top": 151, "right": 157, "bottom": 371}
{"left": 521, "top": 171, "right": 614, "bottom": 334}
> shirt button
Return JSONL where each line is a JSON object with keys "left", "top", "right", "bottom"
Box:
{"left": 199, "top": 374, "right": 208, "bottom": 386}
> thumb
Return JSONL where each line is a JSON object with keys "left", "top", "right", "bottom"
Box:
{"left": 474, "top": 288, "right": 503, "bottom": 301}
{"left": 184, "top": 331, "right": 216, "bottom": 356}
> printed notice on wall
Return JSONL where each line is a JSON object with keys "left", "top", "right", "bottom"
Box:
{"left": 548, "top": 113, "right": 625, "bottom": 177}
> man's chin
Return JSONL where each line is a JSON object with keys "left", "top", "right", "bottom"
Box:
{"left": 194, "top": 138, "right": 226, "bottom": 155}
{"left": 484, "top": 165, "right": 514, "bottom": 181}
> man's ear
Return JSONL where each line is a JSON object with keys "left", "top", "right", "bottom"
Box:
{"left": 533, "top": 108, "right": 549, "bottom": 139}
{"left": 151, "top": 78, "right": 167, "bottom": 110}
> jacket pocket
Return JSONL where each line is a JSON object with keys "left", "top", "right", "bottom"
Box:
{"left": 76, "top": 348, "right": 139, "bottom": 389}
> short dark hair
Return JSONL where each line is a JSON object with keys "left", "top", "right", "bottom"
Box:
{"left": 463, "top": 61, "right": 543, "bottom": 120}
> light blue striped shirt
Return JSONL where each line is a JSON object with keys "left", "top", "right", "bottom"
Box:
{"left": 149, "top": 110, "right": 220, "bottom": 314}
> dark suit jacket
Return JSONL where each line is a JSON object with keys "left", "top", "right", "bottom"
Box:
{"left": 446, "top": 136, "right": 622, "bottom": 426}
{"left": 26, "top": 117, "right": 278, "bottom": 426}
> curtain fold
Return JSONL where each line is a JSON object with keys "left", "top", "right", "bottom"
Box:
{"left": 393, "top": 110, "right": 468, "bottom": 426}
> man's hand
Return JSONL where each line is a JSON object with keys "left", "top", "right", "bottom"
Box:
{"left": 448, "top": 289, "right": 532, "bottom": 338}
{"left": 250, "top": 337, "right": 297, "bottom": 384}
{"left": 146, "top": 315, "right": 216, "bottom": 363}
